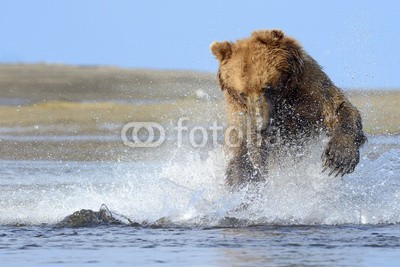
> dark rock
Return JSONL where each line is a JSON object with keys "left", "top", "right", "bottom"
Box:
{"left": 57, "top": 204, "right": 141, "bottom": 228}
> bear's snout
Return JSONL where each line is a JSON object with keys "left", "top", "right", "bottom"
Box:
{"left": 246, "top": 94, "right": 270, "bottom": 134}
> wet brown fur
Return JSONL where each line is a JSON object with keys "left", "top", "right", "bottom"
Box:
{"left": 210, "top": 30, "right": 366, "bottom": 187}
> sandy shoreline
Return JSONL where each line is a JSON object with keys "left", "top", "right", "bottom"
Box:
{"left": 0, "top": 63, "right": 219, "bottom": 103}
{"left": 0, "top": 63, "right": 399, "bottom": 161}
{"left": 1, "top": 64, "right": 399, "bottom": 134}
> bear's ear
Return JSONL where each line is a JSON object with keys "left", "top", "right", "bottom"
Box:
{"left": 210, "top": 41, "right": 232, "bottom": 62}
{"left": 270, "top": 29, "right": 284, "bottom": 41}
{"left": 252, "top": 29, "right": 284, "bottom": 45}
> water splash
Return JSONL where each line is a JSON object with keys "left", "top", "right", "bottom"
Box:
{"left": 150, "top": 138, "right": 400, "bottom": 226}
{"left": 0, "top": 137, "right": 399, "bottom": 226}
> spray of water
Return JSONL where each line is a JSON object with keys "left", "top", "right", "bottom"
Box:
{"left": 0, "top": 136, "right": 399, "bottom": 226}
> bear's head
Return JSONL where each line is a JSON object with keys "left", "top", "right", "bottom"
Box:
{"left": 210, "top": 30, "right": 304, "bottom": 131}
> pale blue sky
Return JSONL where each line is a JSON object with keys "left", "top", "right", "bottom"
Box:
{"left": 1, "top": 0, "right": 399, "bottom": 88}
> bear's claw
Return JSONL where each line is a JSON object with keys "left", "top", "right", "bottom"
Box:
{"left": 322, "top": 135, "right": 359, "bottom": 177}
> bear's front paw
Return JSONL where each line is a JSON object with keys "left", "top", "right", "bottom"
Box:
{"left": 322, "top": 134, "right": 360, "bottom": 177}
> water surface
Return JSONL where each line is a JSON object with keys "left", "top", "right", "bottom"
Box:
{"left": 0, "top": 136, "right": 399, "bottom": 266}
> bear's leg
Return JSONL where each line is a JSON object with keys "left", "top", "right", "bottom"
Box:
{"left": 322, "top": 100, "right": 367, "bottom": 176}
{"left": 225, "top": 146, "right": 263, "bottom": 188}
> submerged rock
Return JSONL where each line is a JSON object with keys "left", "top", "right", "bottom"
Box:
{"left": 57, "top": 204, "right": 141, "bottom": 228}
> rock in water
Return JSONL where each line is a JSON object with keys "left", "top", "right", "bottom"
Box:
{"left": 57, "top": 204, "right": 141, "bottom": 227}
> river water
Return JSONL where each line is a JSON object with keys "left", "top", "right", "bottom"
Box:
{"left": 0, "top": 135, "right": 399, "bottom": 266}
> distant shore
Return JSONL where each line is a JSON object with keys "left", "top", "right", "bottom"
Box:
{"left": 0, "top": 63, "right": 219, "bottom": 103}
{"left": 1, "top": 63, "right": 399, "bottom": 136}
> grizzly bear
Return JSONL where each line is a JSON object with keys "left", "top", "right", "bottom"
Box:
{"left": 210, "top": 30, "right": 366, "bottom": 187}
